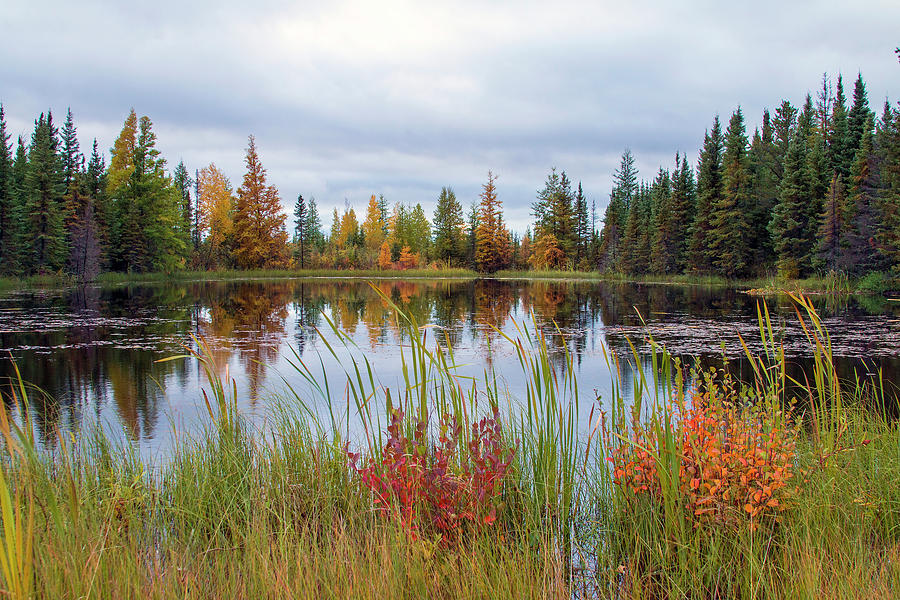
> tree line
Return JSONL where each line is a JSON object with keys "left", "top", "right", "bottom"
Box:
{"left": 596, "top": 72, "right": 900, "bottom": 279}
{"left": 0, "top": 67, "right": 897, "bottom": 279}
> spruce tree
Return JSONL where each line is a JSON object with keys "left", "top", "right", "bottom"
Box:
{"left": 828, "top": 76, "right": 851, "bottom": 179}
{"left": 0, "top": 106, "right": 12, "bottom": 270}
{"left": 748, "top": 113, "right": 778, "bottom": 266}
{"left": 877, "top": 101, "right": 900, "bottom": 272}
{"left": 574, "top": 182, "right": 589, "bottom": 266}
{"left": 687, "top": 117, "right": 724, "bottom": 272}
{"left": 847, "top": 73, "right": 873, "bottom": 161}
{"left": 433, "top": 186, "right": 465, "bottom": 264}
{"left": 599, "top": 150, "right": 638, "bottom": 270}
{"left": 620, "top": 181, "right": 652, "bottom": 274}
{"left": 708, "top": 108, "right": 752, "bottom": 277}
{"left": 173, "top": 161, "right": 194, "bottom": 253}
{"left": 650, "top": 164, "right": 677, "bottom": 274}
{"left": 23, "top": 113, "right": 68, "bottom": 273}
{"left": 817, "top": 174, "right": 844, "bottom": 271}
{"left": 59, "top": 108, "right": 81, "bottom": 197}
{"left": 839, "top": 115, "right": 881, "bottom": 274}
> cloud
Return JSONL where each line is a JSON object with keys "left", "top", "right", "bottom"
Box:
{"left": 2, "top": 0, "right": 899, "bottom": 232}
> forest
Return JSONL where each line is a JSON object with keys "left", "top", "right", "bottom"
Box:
{"left": 0, "top": 71, "right": 898, "bottom": 280}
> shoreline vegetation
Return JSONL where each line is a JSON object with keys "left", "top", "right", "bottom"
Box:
{"left": 0, "top": 293, "right": 898, "bottom": 598}
{"left": 0, "top": 267, "right": 896, "bottom": 296}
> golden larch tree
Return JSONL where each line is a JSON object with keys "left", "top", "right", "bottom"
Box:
{"left": 232, "top": 136, "right": 288, "bottom": 269}
{"left": 474, "top": 171, "right": 511, "bottom": 273}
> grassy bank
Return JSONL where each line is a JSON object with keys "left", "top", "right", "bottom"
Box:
{"left": 0, "top": 267, "right": 895, "bottom": 295}
{"left": 0, "top": 293, "right": 898, "bottom": 597}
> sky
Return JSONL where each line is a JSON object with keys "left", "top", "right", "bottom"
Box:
{"left": 2, "top": 0, "right": 899, "bottom": 233}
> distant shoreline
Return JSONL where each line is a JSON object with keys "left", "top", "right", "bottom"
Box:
{"left": 0, "top": 268, "right": 894, "bottom": 295}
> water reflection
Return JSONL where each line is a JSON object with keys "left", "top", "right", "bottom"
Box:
{"left": 0, "top": 278, "right": 898, "bottom": 453}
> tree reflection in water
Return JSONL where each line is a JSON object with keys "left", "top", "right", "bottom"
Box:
{"left": 0, "top": 278, "right": 897, "bottom": 451}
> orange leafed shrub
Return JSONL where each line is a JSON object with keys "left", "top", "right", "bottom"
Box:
{"left": 610, "top": 375, "right": 799, "bottom": 532}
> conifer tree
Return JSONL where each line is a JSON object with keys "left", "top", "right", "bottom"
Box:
{"left": 59, "top": 108, "right": 81, "bottom": 198}
{"left": 748, "top": 113, "right": 778, "bottom": 265}
{"left": 6, "top": 138, "right": 29, "bottom": 273}
{"left": 847, "top": 73, "right": 873, "bottom": 161}
{"left": 817, "top": 174, "right": 844, "bottom": 271}
{"left": 573, "top": 182, "right": 589, "bottom": 266}
{"left": 620, "top": 182, "right": 652, "bottom": 274}
{"left": 305, "top": 197, "right": 323, "bottom": 253}
{"left": 293, "top": 194, "right": 308, "bottom": 268}
{"left": 232, "top": 136, "right": 288, "bottom": 269}
{"left": 23, "top": 112, "right": 68, "bottom": 273}
{"left": 687, "top": 118, "right": 724, "bottom": 272}
{"left": 827, "top": 76, "right": 851, "bottom": 179}
{"left": 474, "top": 171, "right": 510, "bottom": 273}
{"left": 0, "top": 106, "right": 12, "bottom": 270}
{"left": 432, "top": 186, "right": 464, "bottom": 264}
{"left": 173, "top": 161, "right": 193, "bottom": 252}
{"left": 839, "top": 116, "right": 881, "bottom": 274}
{"left": 599, "top": 150, "right": 638, "bottom": 270}
{"left": 84, "top": 139, "right": 110, "bottom": 265}
{"left": 709, "top": 108, "right": 752, "bottom": 277}
{"left": 466, "top": 200, "right": 479, "bottom": 268}
{"left": 650, "top": 163, "right": 677, "bottom": 273}
{"left": 877, "top": 102, "right": 900, "bottom": 272}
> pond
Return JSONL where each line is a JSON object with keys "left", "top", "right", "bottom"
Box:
{"left": 1, "top": 277, "right": 898, "bottom": 459}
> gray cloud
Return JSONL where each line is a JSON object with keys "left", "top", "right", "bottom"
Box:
{"left": 2, "top": 0, "right": 898, "bottom": 232}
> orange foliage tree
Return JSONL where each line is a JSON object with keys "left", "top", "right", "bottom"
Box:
{"left": 232, "top": 136, "right": 288, "bottom": 269}
{"left": 377, "top": 240, "right": 393, "bottom": 270}
{"left": 474, "top": 171, "right": 511, "bottom": 273}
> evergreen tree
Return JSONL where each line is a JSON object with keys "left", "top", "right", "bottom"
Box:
{"left": 650, "top": 163, "right": 677, "bottom": 273}
{"left": 173, "top": 161, "right": 193, "bottom": 252}
{"left": 0, "top": 106, "right": 13, "bottom": 271}
{"left": 22, "top": 113, "right": 68, "bottom": 273}
{"left": 573, "top": 182, "right": 589, "bottom": 266}
{"left": 827, "top": 76, "right": 851, "bottom": 179}
{"left": 59, "top": 108, "right": 81, "bottom": 197}
{"left": 839, "top": 116, "right": 881, "bottom": 274}
{"left": 432, "top": 186, "right": 465, "bottom": 264}
{"left": 466, "top": 200, "right": 479, "bottom": 268}
{"left": 599, "top": 150, "right": 638, "bottom": 270}
{"left": 232, "top": 136, "right": 288, "bottom": 269}
{"left": 533, "top": 168, "right": 576, "bottom": 262}
{"left": 620, "top": 181, "right": 652, "bottom": 274}
{"left": 708, "top": 108, "right": 752, "bottom": 277}
{"left": 305, "top": 197, "right": 324, "bottom": 252}
{"left": 748, "top": 112, "right": 778, "bottom": 266}
{"left": 770, "top": 100, "right": 819, "bottom": 278}
{"left": 847, "top": 73, "right": 873, "bottom": 161}
{"left": 877, "top": 101, "right": 900, "bottom": 272}
{"left": 293, "top": 193, "right": 309, "bottom": 268}
{"left": 6, "top": 138, "right": 29, "bottom": 273}
{"left": 687, "top": 117, "right": 724, "bottom": 272}
{"left": 817, "top": 174, "right": 844, "bottom": 271}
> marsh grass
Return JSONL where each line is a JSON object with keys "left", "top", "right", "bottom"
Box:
{"left": 0, "top": 291, "right": 898, "bottom": 598}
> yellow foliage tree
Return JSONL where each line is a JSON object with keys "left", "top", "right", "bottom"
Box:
{"left": 528, "top": 230, "right": 565, "bottom": 270}
{"left": 197, "top": 163, "right": 234, "bottom": 267}
{"left": 362, "top": 194, "right": 386, "bottom": 253}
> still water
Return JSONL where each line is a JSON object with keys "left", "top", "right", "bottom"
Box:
{"left": 1, "top": 277, "right": 898, "bottom": 459}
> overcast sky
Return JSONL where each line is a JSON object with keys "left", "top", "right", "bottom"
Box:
{"left": 2, "top": 0, "right": 899, "bottom": 232}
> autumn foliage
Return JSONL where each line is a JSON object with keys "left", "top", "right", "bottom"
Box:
{"left": 609, "top": 372, "right": 800, "bottom": 532}
{"left": 232, "top": 136, "right": 288, "bottom": 269}
{"left": 349, "top": 409, "right": 516, "bottom": 544}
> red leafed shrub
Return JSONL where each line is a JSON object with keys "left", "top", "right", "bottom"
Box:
{"left": 609, "top": 376, "right": 800, "bottom": 532}
{"left": 348, "top": 409, "right": 516, "bottom": 543}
